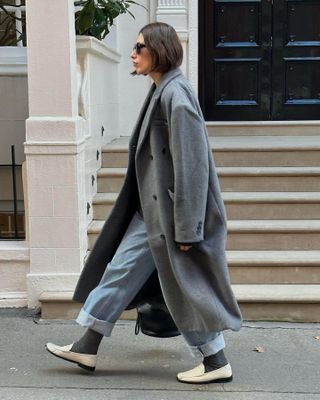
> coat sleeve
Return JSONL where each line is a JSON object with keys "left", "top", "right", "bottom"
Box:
{"left": 161, "top": 83, "right": 209, "bottom": 243}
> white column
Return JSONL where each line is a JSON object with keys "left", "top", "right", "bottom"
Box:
{"left": 25, "top": 0, "right": 87, "bottom": 306}
{"left": 188, "top": 0, "right": 198, "bottom": 93}
{"left": 156, "top": 0, "right": 189, "bottom": 77}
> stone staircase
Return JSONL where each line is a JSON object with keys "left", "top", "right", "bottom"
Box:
{"left": 86, "top": 133, "right": 320, "bottom": 322}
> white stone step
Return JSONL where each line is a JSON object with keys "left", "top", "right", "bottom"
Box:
{"left": 39, "top": 291, "right": 136, "bottom": 320}
{"left": 82, "top": 245, "right": 320, "bottom": 284}
{"left": 224, "top": 192, "right": 320, "bottom": 219}
{"left": 226, "top": 220, "right": 320, "bottom": 250}
{"left": 234, "top": 284, "right": 320, "bottom": 302}
{"left": 228, "top": 250, "right": 320, "bottom": 283}
{"left": 97, "top": 166, "right": 320, "bottom": 193}
{"left": 88, "top": 218, "right": 320, "bottom": 251}
{"left": 39, "top": 284, "right": 320, "bottom": 322}
{"left": 206, "top": 121, "right": 320, "bottom": 136}
{"left": 233, "top": 284, "right": 320, "bottom": 322}
{"left": 218, "top": 166, "right": 320, "bottom": 192}
{"left": 102, "top": 135, "right": 320, "bottom": 167}
{"left": 92, "top": 192, "right": 118, "bottom": 219}
{"left": 93, "top": 192, "right": 320, "bottom": 220}
{"left": 97, "top": 167, "right": 126, "bottom": 192}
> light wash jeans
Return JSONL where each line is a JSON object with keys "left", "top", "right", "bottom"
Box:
{"left": 76, "top": 211, "right": 225, "bottom": 357}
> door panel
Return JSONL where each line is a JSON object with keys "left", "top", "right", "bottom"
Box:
{"left": 286, "top": 1, "right": 320, "bottom": 45}
{"left": 272, "top": 0, "right": 320, "bottom": 119}
{"left": 215, "top": 58, "right": 260, "bottom": 106}
{"left": 215, "top": 2, "right": 261, "bottom": 47}
{"left": 200, "top": 0, "right": 272, "bottom": 121}
{"left": 199, "top": 0, "right": 320, "bottom": 121}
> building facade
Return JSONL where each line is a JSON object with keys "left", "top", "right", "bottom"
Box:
{"left": 1, "top": 0, "right": 320, "bottom": 321}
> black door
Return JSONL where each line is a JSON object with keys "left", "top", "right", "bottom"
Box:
{"left": 199, "top": 0, "right": 320, "bottom": 121}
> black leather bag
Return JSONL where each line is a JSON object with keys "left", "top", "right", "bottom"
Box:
{"left": 126, "top": 270, "right": 181, "bottom": 338}
{"left": 135, "top": 301, "right": 181, "bottom": 338}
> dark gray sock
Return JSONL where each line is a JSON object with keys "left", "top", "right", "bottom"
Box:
{"left": 203, "top": 349, "right": 228, "bottom": 372}
{"left": 70, "top": 329, "right": 103, "bottom": 355}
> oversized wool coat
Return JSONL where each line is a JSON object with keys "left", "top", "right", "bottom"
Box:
{"left": 73, "top": 68, "right": 243, "bottom": 333}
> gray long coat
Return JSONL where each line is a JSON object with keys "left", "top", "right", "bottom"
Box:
{"left": 74, "top": 68, "right": 242, "bottom": 333}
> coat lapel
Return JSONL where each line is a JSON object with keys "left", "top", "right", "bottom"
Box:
{"left": 130, "top": 83, "right": 156, "bottom": 148}
{"left": 135, "top": 68, "right": 183, "bottom": 157}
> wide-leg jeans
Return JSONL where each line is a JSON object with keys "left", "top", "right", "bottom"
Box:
{"left": 76, "top": 211, "right": 225, "bottom": 357}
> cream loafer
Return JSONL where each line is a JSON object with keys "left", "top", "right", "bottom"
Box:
{"left": 177, "top": 362, "right": 233, "bottom": 384}
{"left": 45, "top": 342, "right": 97, "bottom": 371}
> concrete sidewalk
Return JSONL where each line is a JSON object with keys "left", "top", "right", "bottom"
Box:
{"left": 0, "top": 309, "right": 319, "bottom": 400}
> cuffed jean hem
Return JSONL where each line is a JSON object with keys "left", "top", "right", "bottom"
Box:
{"left": 182, "top": 331, "right": 226, "bottom": 358}
{"left": 76, "top": 308, "right": 115, "bottom": 337}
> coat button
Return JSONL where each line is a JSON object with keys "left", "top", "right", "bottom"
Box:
{"left": 153, "top": 195, "right": 157, "bottom": 200}
{"left": 162, "top": 148, "right": 166, "bottom": 154}
{"left": 149, "top": 154, "right": 154, "bottom": 160}
{"left": 160, "top": 234, "right": 165, "bottom": 240}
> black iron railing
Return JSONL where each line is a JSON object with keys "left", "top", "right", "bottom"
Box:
{"left": 0, "top": 145, "right": 25, "bottom": 239}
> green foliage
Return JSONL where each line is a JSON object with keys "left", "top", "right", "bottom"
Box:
{"left": 0, "top": 0, "right": 145, "bottom": 46}
{"left": 74, "top": 0, "right": 145, "bottom": 40}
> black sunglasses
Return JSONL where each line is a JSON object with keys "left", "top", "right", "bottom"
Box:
{"left": 133, "top": 42, "right": 146, "bottom": 54}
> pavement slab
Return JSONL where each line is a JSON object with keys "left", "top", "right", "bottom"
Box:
{"left": 0, "top": 309, "right": 319, "bottom": 399}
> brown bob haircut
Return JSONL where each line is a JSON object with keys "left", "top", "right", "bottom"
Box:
{"left": 132, "top": 22, "right": 183, "bottom": 75}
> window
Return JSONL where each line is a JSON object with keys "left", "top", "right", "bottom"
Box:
{"left": 0, "top": 146, "right": 25, "bottom": 240}
{"left": 0, "top": 0, "right": 26, "bottom": 47}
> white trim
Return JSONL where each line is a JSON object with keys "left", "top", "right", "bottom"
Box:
{"left": 158, "top": 0, "right": 186, "bottom": 6}
{"left": 176, "top": 30, "right": 188, "bottom": 41}
{"left": 188, "top": 0, "right": 198, "bottom": 93}
{"left": 0, "top": 62, "right": 27, "bottom": 75}
{"left": 25, "top": 116, "right": 88, "bottom": 143}
{"left": 76, "top": 36, "right": 121, "bottom": 63}
{"left": 0, "top": 241, "right": 29, "bottom": 260}
{"left": 157, "top": 8, "right": 187, "bottom": 15}
{"left": 24, "top": 139, "right": 87, "bottom": 155}
{"left": 0, "top": 46, "right": 27, "bottom": 75}
{"left": 0, "top": 291, "right": 28, "bottom": 307}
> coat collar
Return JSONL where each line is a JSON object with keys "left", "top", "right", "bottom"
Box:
{"left": 152, "top": 68, "right": 183, "bottom": 100}
{"left": 135, "top": 68, "right": 182, "bottom": 156}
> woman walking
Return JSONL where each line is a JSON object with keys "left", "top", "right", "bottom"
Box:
{"left": 46, "top": 22, "right": 242, "bottom": 384}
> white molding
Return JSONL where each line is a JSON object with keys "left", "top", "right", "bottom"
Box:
{"left": 188, "top": 0, "right": 198, "bottom": 93}
{"left": 176, "top": 31, "right": 189, "bottom": 41}
{"left": 76, "top": 36, "right": 121, "bottom": 63}
{"left": 25, "top": 116, "right": 88, "bottom": 143}
{"left": 0, "top": 292, "right": 28, "bottom": 308}
{"left": 0, "top": 63, "right": 27, "bottom": 75}
{"left": 24, "top": 139, "right": 86, "bottom": 155}
{"left": 158, "top": 0, "right": 187, "bottom": 7}
{"left": 157, "top": 8, "right": 187, "bottom": 14}
{"left": 27, "top": 272, "right": 80, "bottom": 307}
{"left": 39, "top": 290, "right": 76, "bottom": 302}
{"left": 0, "top": 47, "right": 27, "bottom": 75}
{"left": 0, "top": 241, "right": 30, "bottom": 261}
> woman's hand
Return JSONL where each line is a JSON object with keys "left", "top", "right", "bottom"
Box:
{"left": 178, "top": 244, "right": 192, "bottom": 252}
